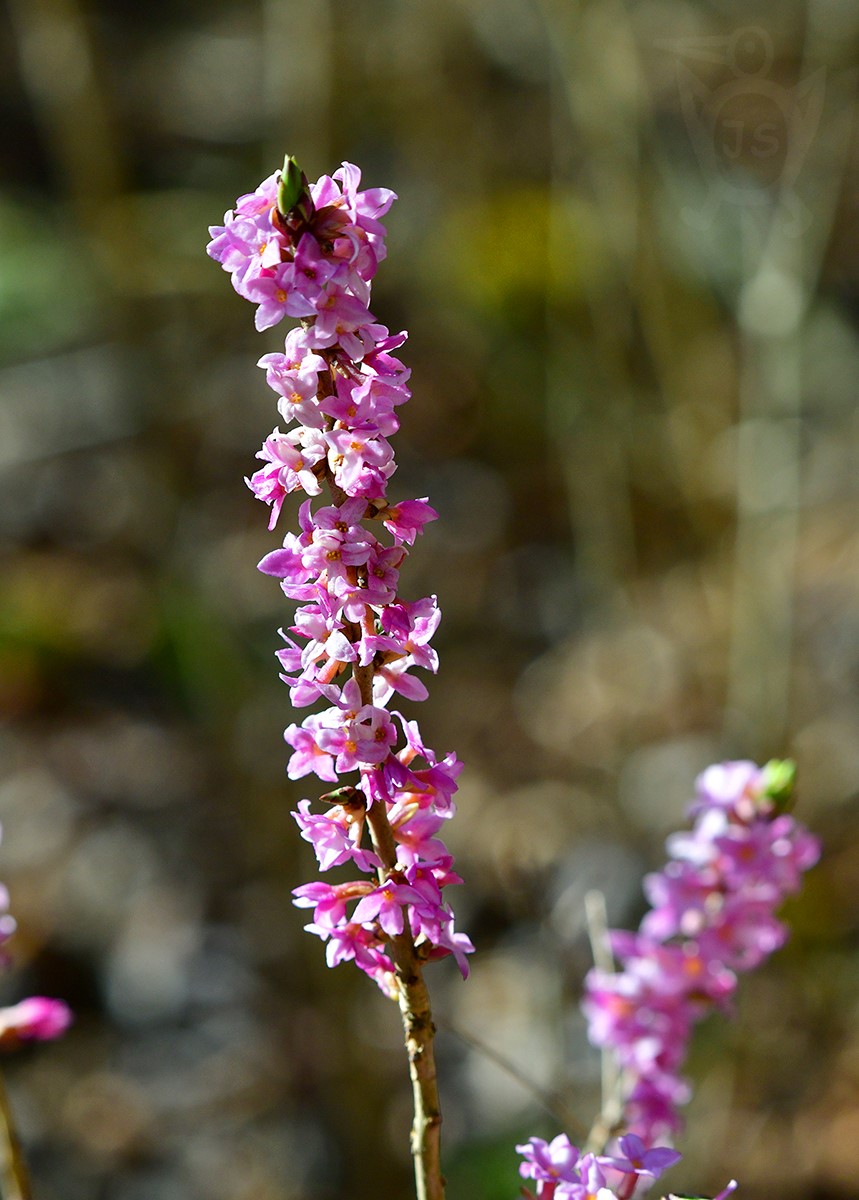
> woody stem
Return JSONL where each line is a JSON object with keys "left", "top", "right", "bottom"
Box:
{"left": 0, "top": 1069, "right": 31, "bottom": 1200}
{"left": 354, "top": 661, "right": 445, "bottom": 1200}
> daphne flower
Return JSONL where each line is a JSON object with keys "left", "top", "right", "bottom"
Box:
{"left": 598, "top": 1133, "right": 681, "bottom": 1181}
{"left": 516, "top": 1135, "right": 582, "bottom": 1186}
{"left": 292, "top": 800, "right": 380, "bottom": 873}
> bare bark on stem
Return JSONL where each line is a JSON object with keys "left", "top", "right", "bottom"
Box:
{"left": 356, "top": 661, "right": 445, "bottom": 1200}
{"left": 390, "top": 941, "right": 444, "bottom": 1200}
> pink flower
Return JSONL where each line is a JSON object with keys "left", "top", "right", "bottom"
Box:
{"left": 247, "top": 427, "right": 327, "bottom": 527}
{"left": 516, "top": 1135, "right": 581, "bottom": 1186}
{"left": 284, "top": 721, "right": 338, "bottom": 782}
{"left": 316, "top": 923, "right": 396, "bottom": 995}
{"left": 291, "top": 233, "right": 339, "bottom": 305}
{"left": 314, "top": 693, "right": 397, "bottom": 772}
{"left": 380, "top": 498, "right": 438, "bottom": 544}
{"left": 292, "top": 800, "right": 380, "bottom": 873}
{"left": 311, "top": 288, "right": 375, "bottom": 356}
{"left": 0, "top": 997, "right": 72, "bottom": 1043}
{"left": 292, "top": 879, "right": 372, "bottom": 930}
{"left": 322, "top": 373, "right": 404, "bottom": 433}
{"left": 352, "top": 876, "right": 427, "bottom": 938}
{"left": 246, "top": 262, "right": 315, "bottom": 331}
{"left": 425, "top": 922, "right": 475, "bottom": 980}
{"left": 597, "top": 1134, "right": 681, "bottom": 1181}
{"left": 326, "top": 427, "right": 395, "bottom": 496}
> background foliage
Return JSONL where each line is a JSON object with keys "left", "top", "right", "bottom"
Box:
{"left": 0, "top": 0, "right": 857, "bottom": 1197}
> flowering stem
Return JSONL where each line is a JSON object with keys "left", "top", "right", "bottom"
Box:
{"left": 208, "top": 159, "right": 469, "bottom": 1200}
{"left": 0, "top": 1070, "right": 30, "bottom": 1200}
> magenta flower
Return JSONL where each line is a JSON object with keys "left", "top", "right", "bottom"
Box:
{"left": 292, "top": 879, "right": 372, "bottom": 931}
{"left": 257, "top": 536, "right": 313, "bottom": 587}
{"left": 598, "top": 1133, "right": 681, "bottom": 1181}
{"left": 325, "top": 426, "right": 395, "bottom": 496}
{"left": 284, "top": 721, "right": 338, "bottom": 782}
{"left": 315, "top": 701, "right": 397, "bottom": 772}
{"left": 516, "top": 1135, "right": 582, "bottom": 1186}
{"left": 0, "top": 997, "right": 72, "bottom": 1043}
{"left": 292, "top": 232, "right": 338, "bottom": 303}
{"left": 380, "top": 498, "right": 438, "bottom": 544}
{"left": 246, "top": 262, "right": 315, "bottom": 330}
{"left": 322, "top": 373, "right": 405, "bottom": 432}
{"left": 319, "top": 924, "right": 396, "bottom": 996}
{"left": 292, "top": 800, "right": 380, "bottom": 873}
{"left": 352, "top": 877, "right": 427, "bottom": 938}
{"left": 425, "top": 924, "right": 475, "bottom": 980}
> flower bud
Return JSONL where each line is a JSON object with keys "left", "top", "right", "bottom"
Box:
{"left": 760, "top": 758, "right": 796, "bottom": 812}
{"left": 277, "top": 155, "right": 314, "bottom": 226}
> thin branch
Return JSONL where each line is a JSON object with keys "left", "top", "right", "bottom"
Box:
{"left": 584, "top": 889, "right": 613, "bottom": 975}
{"left": 584, "top": 890, "right": 623, "bottom": 1154}
{"left": 441, "top": 1017, "right": 589, "bottom": 1139}
{"left": 364, "top": 785, "right": 445, "bottom": 1200}
{"left": 0, "top": 1070, "right": 31, "bottom": 1200}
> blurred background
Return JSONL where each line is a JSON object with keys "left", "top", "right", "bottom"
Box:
{"left": 0, "top": 0, "right": 857, "bottom": 1196}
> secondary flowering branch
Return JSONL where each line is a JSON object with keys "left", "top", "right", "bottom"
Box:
{"left": 208, "top": 155, "right": 472, "bottom": 1200}
{"left": 514, "top": 760, "right": 818, "bottom": 1200}
{"left": 582, "top": 759, "right": 819, "bottom": 1148}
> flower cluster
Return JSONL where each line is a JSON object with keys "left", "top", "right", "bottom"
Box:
{"left": 208, "top": 159, "right": 472, "bottom": 996}
{"left": 582, "top": 760, "right": 820, "bottom": 1144}
{"left": 515, "top": 1131, "right": 706, "bottom": 1200}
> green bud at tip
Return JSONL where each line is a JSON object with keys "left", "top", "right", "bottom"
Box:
{"left": 760, "top": 758, "right": 796, "bottom": 811}
{"left": 319, "top": 785, "right": 362, "bottom": 808}
{"left": 277, "top": 155, "right": 306, "bottom": 217}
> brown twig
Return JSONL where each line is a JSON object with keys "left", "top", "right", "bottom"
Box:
{"left": 358, "top": 674, "right": 445, "bottom": 1200}
{"left": 0, "top": 1069, "right": 31, "bottom": 1200}
{"left": 441, "top": 1017, "right": 589, "bottom": 1139}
